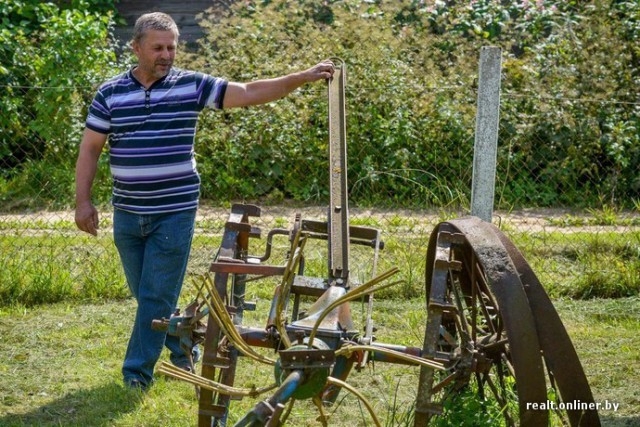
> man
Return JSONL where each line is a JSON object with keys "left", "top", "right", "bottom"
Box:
{"left": 75, "top": 11, "right": 334, "bottom": 391}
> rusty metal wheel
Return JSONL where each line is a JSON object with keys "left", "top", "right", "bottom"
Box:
{"left": 416, "top": 217, "right": 600, "bottom": 427}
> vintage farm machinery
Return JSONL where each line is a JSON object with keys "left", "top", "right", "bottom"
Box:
{"left": 153, "top": 62, "right": 601, "bottom": 426}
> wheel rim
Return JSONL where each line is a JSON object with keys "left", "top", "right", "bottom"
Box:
{"left": 418, "top": 217, "right": 549, "bottom": 427}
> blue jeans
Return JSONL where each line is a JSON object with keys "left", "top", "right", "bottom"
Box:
{"left": 113, "top": 208, "right": 196, "bottom": 386}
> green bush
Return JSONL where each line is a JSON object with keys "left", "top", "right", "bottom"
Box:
{"left": 191, "top": 0, "right": 480, "bottom": 207}
{"left": 0, "top": 0, "right": 638, "bottom": 210}
{"left": 185, "top": 0, "right": 639, "bottom": 208}
{"left": 0, "top": 0, "right": 118, "bottom": 208}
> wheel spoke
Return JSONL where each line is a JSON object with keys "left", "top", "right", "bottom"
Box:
{"left": 419, "top": 217, "right": 552, "bottom": 427}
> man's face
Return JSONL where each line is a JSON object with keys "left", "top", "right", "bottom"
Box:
{"left": 132, "top": 29, "right": 177, "bottom": 80}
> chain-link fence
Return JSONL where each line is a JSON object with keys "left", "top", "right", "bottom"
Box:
{"left": 1, "top": 0, "right": 639, "bottom": 306}
{"left": 1, "top": 75, "right": 638, "bottom": 305}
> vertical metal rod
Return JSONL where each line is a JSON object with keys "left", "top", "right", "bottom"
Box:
{"left": 327, "top": 61, "right": 350, "bottom": 281}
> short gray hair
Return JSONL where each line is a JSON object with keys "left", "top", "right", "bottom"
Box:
{"left": 132, "top": 12, "right": 179, "bottom": 43}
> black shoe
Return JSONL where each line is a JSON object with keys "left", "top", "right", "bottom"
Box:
{"left": 125, "top": 378, "right": 149, "bottom": 392}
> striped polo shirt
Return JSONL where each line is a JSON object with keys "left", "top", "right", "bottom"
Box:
{"left": 85, "top": 68, "right": 228, "bottom": 214}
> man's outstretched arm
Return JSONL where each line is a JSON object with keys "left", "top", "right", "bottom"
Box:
{"left": 222, "top": 60, "right": 335, "bottom": 109}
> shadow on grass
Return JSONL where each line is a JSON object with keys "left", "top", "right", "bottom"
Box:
{"left": 0, "top": 382, "right": 143, "bottom": 427}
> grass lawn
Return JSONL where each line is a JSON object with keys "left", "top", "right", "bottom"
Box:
{"left": 1, "top": 209, "right": 638, "bottom": 425}
{"left": 1, "top": 296, "right": 638, "bottom": 426}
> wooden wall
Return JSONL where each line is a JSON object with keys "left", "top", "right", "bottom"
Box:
{"left": 114, "top": 0, "right": 231, "bottom": 45}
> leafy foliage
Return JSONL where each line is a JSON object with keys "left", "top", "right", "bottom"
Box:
{"left": 0, "top": 0, "right": 118, "bottom": 207}
{"left": 187, "top": 0, "right": 639, "bottom": 209}
{"left": 0, "top": 0, "right": 638, "bottom": 210}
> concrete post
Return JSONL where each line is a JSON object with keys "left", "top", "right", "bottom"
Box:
{"left": 471, "top": 46, "right": 502, "bottom": 222}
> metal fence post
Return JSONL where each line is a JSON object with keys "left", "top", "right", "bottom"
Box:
{"left": 471, "top": 46, "right": 502, "bottom": 222}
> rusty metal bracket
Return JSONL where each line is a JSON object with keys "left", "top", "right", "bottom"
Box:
{"left": 327, "top": 59, "right": 350, "bottom": 282}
